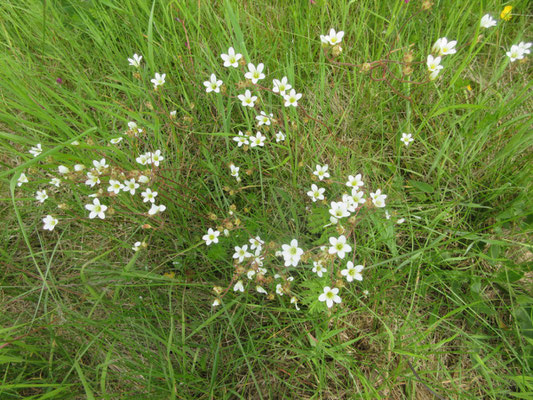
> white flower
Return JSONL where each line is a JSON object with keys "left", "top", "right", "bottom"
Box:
{"left": 233, "top": 131, "right": 249, "bottom": 147}
{"left": 123, "top": 179, "right": 139, "bottom": 195}
{"left": 256, "top": 286, "right": 267, "bottom": 295}
{"left": 506, "top": 44, "right": 525, "bottom": 62}
{"left": 110, "top": 137, "right": 123, "bottom": 144}
{"left": 74, "top": 164, "right": 85, "bottom": 171}
{"left": 238, "top": 90, "right": 257, "bottom": 107}
{"left": 148, "top": 150, "right": 164, "bottom": 167}
{"left": 151, "top": 72, "right": 166, "bottom": 89}
{"left": 370, "top": 189, "right": 387, "bottom": 208}
{"left": 328, "top": 235, "right": 352, "bottom": 259}
{"left": 385, "top": 210, "right": 391, "bottom": 220}
{"left": 480, "top": 14, "right": 497, "bottom": 28}
{"left": 518, "top": 42, "right": 532, "bottom": 55}
{"left": 346, "top": 174, "right": 364, "bottom": 189}
{"left": 58, "top": 165, "right": 70, "bottom": 174}
{"left": 275, "top": 131, "right": 285, "bottom": 142}
{"left": 290, "top": 296, "right": 300, "bottom": 310}
{"left": 35, "top": 190, "right": 48, "bottom": 203}
{"left": 341, "top": 261, "right": 364, "bottom": 282}
{"left": 220, "top": 47, "right": 242, "bottom": 68}
{"left": 203, "top": 228, "right": 220, "bottom": 245}
{"left": 50, "top": 178, "right": 61, "bottom": 187}
{"left": 272, "top": 77, "right": 292, "bottom": 95}
{"left": 276, "top": 283, "right": 284, "bottom": 296}
{"left": 233, "top": 245, "right": 252, "bottom": 263}
{"left": 29, "top": 144, "right": 42, "bottom": 157}
{"left": 307, "top": 184, "right": 325, "bottom": 202}
{"left": 397, "top": 218, "right": 405, "bottom": 224}
{"left": 350, "top": 189, "right": 366, "bottom": 206}
{"left": 170, "top": 110, "right": 177, "bottom": 117}
{"left": 85, "top": 172, "right": 100, "bottom": 187}
{"left": 426, "top": 55, "right": 443, "bottom": 72}
{"left": 148, "top": 204, "right": 166, "bottom": 215}
{"left": 138, "top": 175, "right": 150, "bottom": 184}
{"left": 318, "top": 286, "right": 341, "bottom": 308}
{"left": 223, "top": 229, "right": 230, "bottom": 237}
{"left": 342, "top": 194, "right": 357, "bottom": 213}
{"left": 281, "top": 239, "right": 304, "bottom": 267}
{"left": 244, "top": 63, "right": 265, "bottom": 83}
{"left": 204, "top": 73, "right": 223, "bottom": 93}
{"left": 246, "top": 270, "right": 256, "bottom": 279}
{"left": 85, "top": 198, "right": 108, "bottom": 219}
{"left": 256, "top": 111, "right": 273, "bottom": 126}
{"left": 212, "top": 298, "right": 221, "bottom": 307}
{"left": 136, "top": 153, "right": 149, "bottom": 165}
{"left": 432, "top": 37, "right": 457, "bottom": 56}
{"left": 233, "top": 280, "right": 245, "bottom": 292}
{"left": 429, "top": 69, "right": 441, "bottom": 81}
{"left": 312, "top": 261, "right": 326, "bottom": 277}
{"left": 42, "top": 215, "right": 58, "bottom": 231}
{"left": 17, "top": 173, "right": 28, "bottom": 187}
{"left": 128, "top": 53, "right": 143, "bottom": 67}
{"left": 71, "top": 140, "right": 80, "bottom": 146}
{"left": 313, "top": 164, "right": 330, "bottom": 180}
{"left": 132, "top": 241, "right": 142, "bottom": 251}
{"left": 141, "top": 188, "right": 158, "bottom": 203}
{"left": 230, "top": 164, "right": 240, "bottom": 178}
{"left": 128, "top": 121, "right": 139, "bottom": 131}
{"left": 329, "top": 201, "right": 350, "bottom": 220}
{"left": 249, "top": 132, "right": 266, "bottom": 148}
{"left": 283, "top": 89, "right": 302, "bottom": 107}
{"left": 322, "top": 29, "right": 344, "bottom": 46}
{"left": 92, "top": 158, "right": 108, "bottom": 174}
{"left": 249, "top": 236, "right": 263, "bottom": 250}
{"left": 401, "top": 133, "right": 414, "bottom": 146}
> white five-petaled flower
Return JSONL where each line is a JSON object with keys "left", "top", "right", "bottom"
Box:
{"left": 29, "top": 144, "right": 42, "bottom": 157}
{"left": 256, "top": 286, "right": 267, "bottom": 294}
{"left": 480, "top": 14, "right": 497, "bottom": 29}
{"left": 220, "top": 47, "right": 242, "bottom": 68}
{"left": 123, "top": 179, "right": 139, "bottom": 195}
{"left": 249, "top": 132, "right": 266, "bottom": 148}
{"left": 151, "top": 72, "right": 166, "bottom": 89}
{"left": 432, "top": 37, "right": 457, "bottom": 56}
{"left": 74, "top": 164, "right": 85, "bottom": 171}
{"left": 313, "top": 164, "right": 330, "bottom": 180}
{"left": 141, "top": 188, "right": 158, "bottom": 203}
{"left": 249, "top": 236, "right": 263, "bottom": 251}
{"left": 92, "top": 158, "right": 108, "bottom": 174}
{"left": 148, "top": 204, "right": 166, "bottom": 215}
{"left": 321, "top": 29, "right": 345, "bottom": 46}
{"left": 233, "top": 245, "right": 252, "bottom": 263}
{"left": 230, "top": 164, "right": 240, "bottom": 178}
{"left": 238, "top": 90, "right": 257, "bottom": 107}
{"left": 244, "top": 63, "right": 265, "bottom": 83}
{"left": 318, "top": 286, "right": 341, "bottom": 308}
{"left": 233, "top": 280, "right": 245, "bottom": 292}
{"left": 281, "top": 239, "right": 304, "bottom": 267}
{"left": 35, "top": 190, "right": 48, "bottom": 203}
{"left": 272, "top": 77, "right": 292, "bottom": 95}
{"left": 58, "top": 165, "right": 70, "bottom": 174}
{"left": 110, "top": 137, "right": 123, "bottom": 144}
{"left": 312, "top": 261, "right": 326, "bottom": 277}
{"left": 275, "top": 131, "right": 285, "bottom": 142}
{"left": 346, "top": 174, "right": 364, "bottom": 189}
{"left": 138, "top": 175, "right": 150, "bottom": 184}
{"left": 329, "top": 201, "right": 350, "bottom": 220}
{"left": 506, "top": 44, "right": 525, "bottom": 62}
{"left": 233, "top": 131, "right": 249, "bottom": 147}
{"left": 136, "top": 153, "right": 149, "bottom": 165}
{"left": 17, "top": 173, "right": 28, "bottom": 187}
{"left": 401, "top": 133, "right": 414, "bottom": 146}
{"left": 107, "top": 179, "right": 123, "bottom": 194}
{"left": 307, "top": 184, "right": 325, "bottom": 202}
{"left": 203, "top": 228, "right": 220, "bottom": 245}
{"left": 328, "top": 235, "right": 352, "bottom": 259}
{"left": 426, "top": 55, "right": 443, "bottom": 72}
{"left": 518, "top": 42, "right": 532, "bottom": 55}
{"left": 370, "top": 189, "right": 387, "bottom": 208}
{"left": 342, "top": 194, "right": 357, "bottom": 213}
{"left": 50, "top": 178, "right": 61, "bottom": 187}
{"left": 283, "top": 89, "right": 302, "bottom": 107}
{"left": 350, "top": 189, "right": 366, "bottom": 205}
{"left": 85, "top": 198, "right": 108, "bottom": 219}
{"left": 341, "top": 261, "right": 364, "bottom": 282}
{"left": 42, "top": 215, "right": 58, "bottom": 231}
{"left": 85, "top": 172, "right": 100, "bottom": 187}
{"left": 256, "top": 111, "right": 273, "bottom": 126}
{"left": 204, "top": 73, "right": 223, "bottom": 93}
{"left": 276, "top": 283, "right": 284, "bottom": 296}
{"left": 148, "top": 150, "right": 164, "bottom": 167}
{"left": 132, "top": 241, "right": 142, "bottom": 251}
{"left": 128, "top": 53, "right": 143, "bottom": 67}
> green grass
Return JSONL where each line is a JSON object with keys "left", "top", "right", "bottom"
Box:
{"left": 1, "top": 0, "right": 532, "bottom": 398}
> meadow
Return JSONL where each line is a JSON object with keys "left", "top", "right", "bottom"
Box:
{"left": 1, "top": 0, "right": 532, "bottom": 398}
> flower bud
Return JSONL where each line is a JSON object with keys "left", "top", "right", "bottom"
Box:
{"left": 332, "top": 45, "right": 343, "bottom": 57}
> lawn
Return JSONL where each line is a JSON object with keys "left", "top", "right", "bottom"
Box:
{"left": 1, "top": 0, "right": 532, "bottom": 398}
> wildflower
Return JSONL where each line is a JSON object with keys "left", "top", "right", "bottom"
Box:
{"left": 480, "top": 14, "right": 497, "bottom": 28}
{"left": 203, "top": 228, "right": 220, "bottom": 245}
{"left": 329, "top": 201, "right": 350, "bottom": 220}
{"left": 342, "top": 194, "right": 357, "bottom": 212}
{"left": 148, "top": 150, "right": 164, "bottom": 167}
{"left": 290, "top": 296, "right": 300, "bottom": 310}
{"left": 350, "top": 189, "right": 366, "bottom": 205}
{"left": 74, "top": 164, "right": 85, "bottom": 171}
{"left": 328, "top": 235, "right": 352, "bottom": 259}
{"left": 312, "top": 261, "right": 327, "bottom": 277}
{"left": 170, "top": 110, "right": 177, "bottom": 117}
{"left": 220, "top": 47, "right": 242, "bottom": 68}
{"left": 212, "top": 298, "right": 221, "bottom": 306}
{"left": 341, "top": 261, "right": 364, "bottom": 282}
{"left": 93, "top": 158, "right": 108, "bottom": 174}
{"left": 35, "top": 190, "right": 48, "bottom": 203}
{"left": 223, "top": 229, "right": 230, "bottom": 237}
{"left": 238, "top": 90, "right": 257, "bottom": 107}
{"left": 346, "top": 174, "right": 364, "bottom": 189}
{"left": 256, "top": 111, "right": 273, "bottom": 126}
{"left": 256, "top": 286, "right": 268, "bottom": 294}
{"left": 138, "top": 175, "right": 150, "bottom": 184}
{"left": 283, "top": 89, "right": 302, "bottom": 107}
{"left": 276, "top": 283, "right": 284, "bottom": 296}
{"left": 29, "top": 144, "right": 42, "bottom": 157}
{"left": 401, "top": 133, "right": 414, "bottom": 146}
{"left": 233, "top": 245, "right": 252, "bottom": 263}
{"left": 17, "top": 173, "right": 28, "bottom": 187}
{"left": 71, "top": 140, "right": 79, "bottom": 145}
{"left": 132, "top": 241, "right": 142, "bottom": 251}
{"left": 281, "top": 239, "right": 304, "bottom": 267}
{"left": 233, "top": 131, "right": 249, "bottom": 147}
{"left": 518, "top": 42, "right": 532, "bottom": 55}
{"left": 151, "top": 72, "right": 166, "bottom": 89}
{"left": 426, "top": 55, "right": 443, "bottom": 72}
{"left": 204, "top": 73, "right": 223, "bottom": 93}
{"left": 141, "top": 188, "right": 158, "bottom": 203}
{"left": 110, "top": 137, "right": 123, "bottom": 144}
{"left": 122, "top": 179, "right": 139, "bottom": 195}
{"left": 85, "top": 198, "right": 108, "bottom": 219}
{"left": 247, "top": 270, "right": 256, "bottom": 279}
{"left": 136, "top": 153, "right": 149, "bottom": 165}
{"left": 429, "top": 69, "right": 441, "bottom": 81}
{"left": 307, "top": 184, "right": 325, "bottom": 202}
{"left": 42, "top": 215, "right": 58, "bottom": 231}
{"left": 321, "top": 29, "right": 345, "bottom": 46}
{"left": 58, "top": 165, "right": 70, "bottom": 174}
{"left": 318, "top": 286, "right": 341, "bottom": 308}
{"left": 272, "top": 77, "right": 292, "bottom": 95}
{"left": 432, "top": 38, "right": 457, "bottom": 56}
{"left": 313, "top": 164, "right": 330, "bottom": 180}
{"left": 385, "top": 210, "right": 391, "bottom": 220}
{"left": 128, "top": 53, "right": 143, "bottom": 67}
{"left": 370, "top": 189, "right": 387, "bottom": 208}
{"left": 275, "top": 131, "right": 285, "bottom": 142}
{"left": 233, "top": 280, "right": 245, "bottom": 292}
{"left": 249, "top": 132, "right": 266, "bottom": 148}
{"left": 85, "top": 172, "right": 100, "bottom": 187}
{"left": 506, "top": 45, "right": 525, "bottom": 62}
{"left": 148, "top": 204, "right": 166, "bottom": 215}
{"left": 397, "top": 218, "right": 405, "bottom": 224}
{"left": 50, "top": 178, "right": 61, "bottom": 187}
{"left": 249, "top": 236, "right": 263, "bottom": 250}
{"left": 230, "top": 164, "right": 240, "bottom": 178}
{"left": 244, "top": 63, "right": 265, "bottom": 83}
{"left": 500, "top": 5, "right": 512, "bottom": 21}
